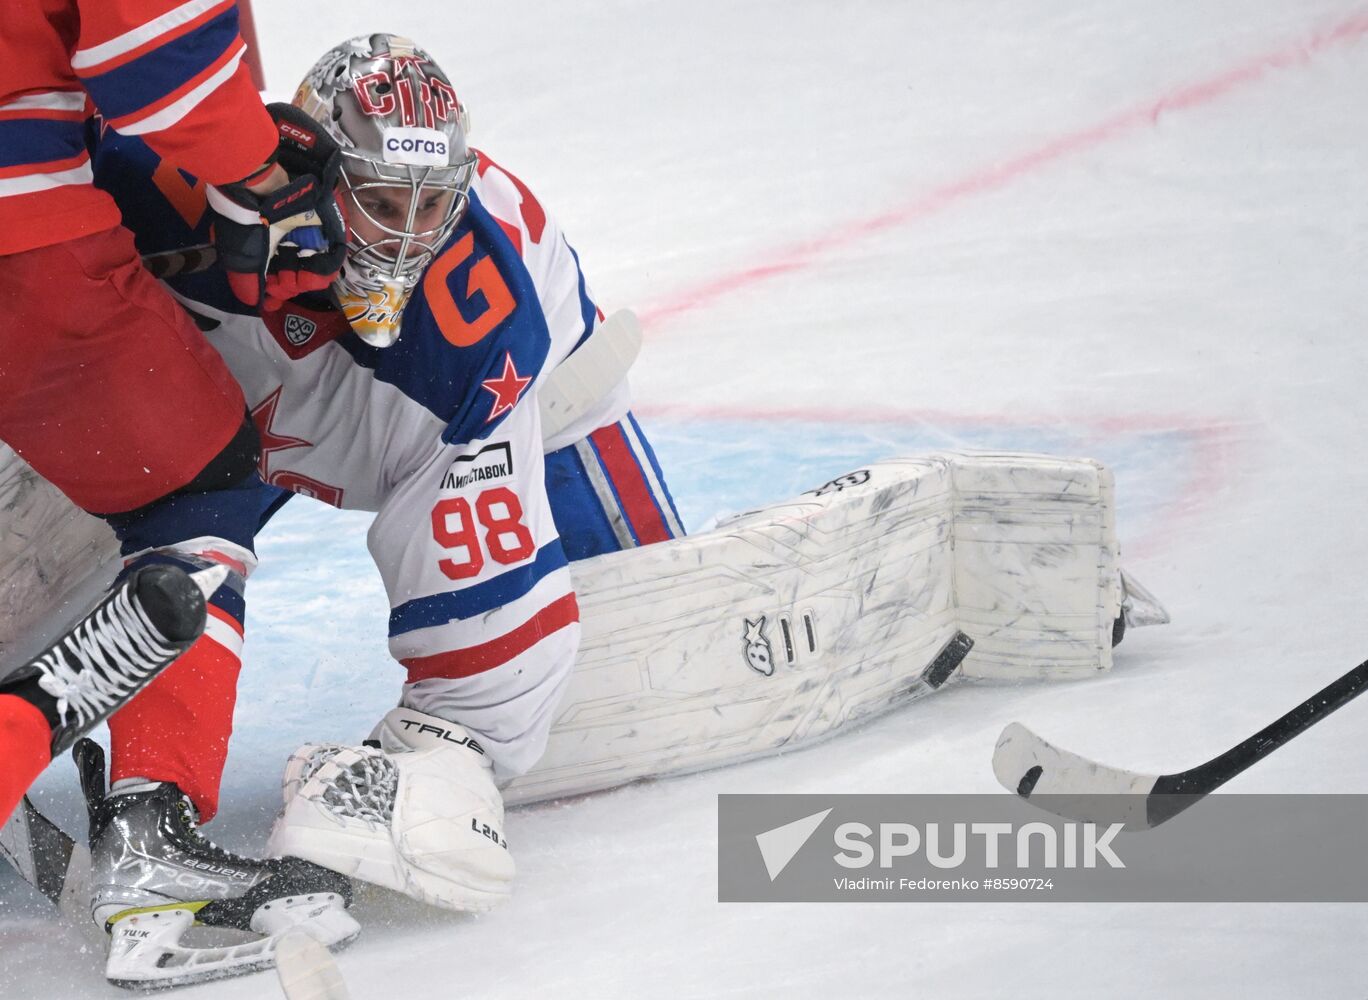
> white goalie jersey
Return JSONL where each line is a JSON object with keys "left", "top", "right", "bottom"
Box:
{"left": 160, "top": 155, "right": 626, "bottom": 780}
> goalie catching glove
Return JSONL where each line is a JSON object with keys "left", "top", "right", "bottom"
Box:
{"left": 207, "top": 104, "right": 348, "bottom": 311}
{"left": 267, "top": 707, "right": 513, "bottom": 912}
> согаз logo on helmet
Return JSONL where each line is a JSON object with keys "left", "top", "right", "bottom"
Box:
{"left": 386, "top": 137, "right": 447, "bottom": 156}
{"left": 381, "top": 128, "right": 450, "bottom": 167}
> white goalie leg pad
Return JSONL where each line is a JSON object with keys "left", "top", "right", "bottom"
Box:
{"left": 268, "top": 708, "right": 513, "bottom": 912}
{"left": 949, "top": 452, "right": 1120, "bottom": 681}
{"left": 0, "top": 445, "right": 121, "bottom": 670}
{"left": 502, "top": 451, "right": 1138, "bottom": 805}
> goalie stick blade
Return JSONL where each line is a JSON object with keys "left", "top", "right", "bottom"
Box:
{"left": 276, "top": 930, "right": 351, "bottom": 1000}
{"left": 538, "top": 309, "right": 642, "bottom": 443}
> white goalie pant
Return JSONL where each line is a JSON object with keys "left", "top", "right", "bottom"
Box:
{"left": 267, "top": 707, "right": 513, "bottom": 913}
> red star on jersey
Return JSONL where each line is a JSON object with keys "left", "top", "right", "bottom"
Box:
{"left": 250, "top": 386, "right": 310, "bottom": 475}
{"left": 481, "top": 352, "right": 533, "bottom": 423}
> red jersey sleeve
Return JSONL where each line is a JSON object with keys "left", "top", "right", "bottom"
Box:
{"left": 72, "top": 1, "right": 275, "bottom": 185}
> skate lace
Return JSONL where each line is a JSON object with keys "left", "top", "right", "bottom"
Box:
{"left": 33, "top": 584, "right": 178, "bottom": 728}
{"left": 310, "top": 748, "right": 398, "bottom": 827}
{"left": 176, "top": 796, "right": 251, "bottom": 863}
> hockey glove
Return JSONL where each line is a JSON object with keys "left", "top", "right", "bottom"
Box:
{"left": 208, "top": 103, "right": 348, "bottom": 311}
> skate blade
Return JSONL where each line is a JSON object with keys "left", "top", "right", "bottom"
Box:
{"left": 105, "top": 896, "right": 360, "bottom": 991}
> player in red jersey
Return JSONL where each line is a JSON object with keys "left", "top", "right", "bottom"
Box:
{"left": 0, "top": 2, "right": 359, "bottom": 987}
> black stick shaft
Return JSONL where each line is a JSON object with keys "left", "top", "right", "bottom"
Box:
{"left": 1156, "top": 658, "right": 1368, "bottom": 797}
{"left": 141, "top": 244, "right": 217, "bottom": 280}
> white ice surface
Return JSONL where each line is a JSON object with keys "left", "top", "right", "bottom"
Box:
{"left": 5, "top": 1, "right": 1368, "bottom": 996}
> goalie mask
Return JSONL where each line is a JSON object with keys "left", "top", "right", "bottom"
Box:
{"left": 295, "top": 34, "right": 476, "bottom": 347}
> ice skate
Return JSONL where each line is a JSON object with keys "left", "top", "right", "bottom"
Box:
{"left": 77, "top": 740, "right": 360, "bottom": 991}
{"left": 0, "top": 564, "right": 222, "bottom": 757}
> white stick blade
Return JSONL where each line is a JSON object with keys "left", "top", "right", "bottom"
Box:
{"left": 275, "top": 930, "right": 350, "bottom": 1000}
{"left": 993, "top": 722, "right": 1160, "bottom": 798}
{"left": 538, "top": 309, "right": 642, "bottom": 441}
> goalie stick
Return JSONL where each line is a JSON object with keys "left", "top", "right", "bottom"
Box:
{"left": 994, "top": 656, "right": 1368, "bottom": 829}
{"left": 275, "top": 930, "right": 351, "bottom": 1000}
{"left": 0, "top": 794, "right": 84, "bottom": 917}
{"left": 141, "top": 243, "right": 217, "bottom": 280}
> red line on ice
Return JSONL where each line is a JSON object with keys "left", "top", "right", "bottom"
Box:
{"left": 639, "top": 12, "right": 1368, "bottom": 330}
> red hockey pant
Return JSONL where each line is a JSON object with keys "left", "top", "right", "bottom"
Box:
{"left": 0, "top": 225, "right": 246, "bottom": 514}
{"left": 0, "top": 696, "right": 51, "bottom": 826}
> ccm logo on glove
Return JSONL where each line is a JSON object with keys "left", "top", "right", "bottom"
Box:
{"left": 383, "top": 127, "right": 449, "bottom": 166}
{"left": 278, "top": 121, "right": 317, "bottom": 149}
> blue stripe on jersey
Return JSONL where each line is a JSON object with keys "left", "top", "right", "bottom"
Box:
{"left": 0, "top": 118, "right": 87, "bottom": 169}
{"left": 565, "top": 239, "right": 598, "bottom": 352}
{"left": 212, "top": 579, "right": 245, "bottom": 622}
{"left": 335, "top": 190, "right": 552, "bottom": 443}
{"left": 388, "top": 541, "right": 568, "bottom": 638}
{"left": 81, "top": 7, "right": 240, "bottom": 122}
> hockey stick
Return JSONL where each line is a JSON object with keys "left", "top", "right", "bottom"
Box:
{"left": 0, "top": 795, "right": 83, "bottom": 914}
{"left": 993, "top": 656, "right": 1368, "bottom": 829}
{"left": 141, "top": 229, "right": 325, "bottom": 280}
{"left": 539, "top": 310, "right": 642, "bottom": 442}
{"left": 276, "top": 930, "right": 351, "bottom": 1000}
{"left": 141, "top": 243, "right": 217, "bottom": 279}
